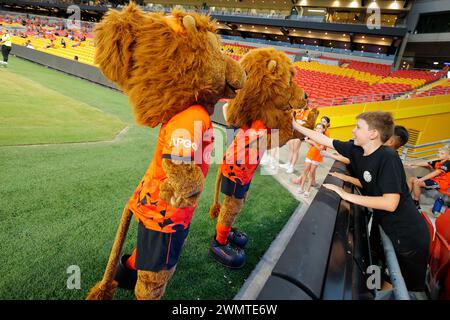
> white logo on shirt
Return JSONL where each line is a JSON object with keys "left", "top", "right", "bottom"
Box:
{"left": 363, "top": 171, "right": 372, "bottom": 183}
{"left": 172, "top": 137, "right": 198, "bottom": 151}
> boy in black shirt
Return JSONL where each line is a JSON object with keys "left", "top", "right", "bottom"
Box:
{"left": 292, "top": 111, "right": 430, "bottom": 293}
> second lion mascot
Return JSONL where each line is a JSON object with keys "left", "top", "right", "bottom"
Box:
{"left": 87, "top": 3, "right": 246, "bottom": 300}
{"left": 209, "top": 48, "right": 318, "bottom": 268}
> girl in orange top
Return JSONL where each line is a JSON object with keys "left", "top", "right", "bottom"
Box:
{"left": 293, "top": 123, "right": 327, "bottom": 198}
{"left": 280, "top": 107, "right": 312, "bottom": 173}
{"left": 320, "top": 115, "right": 331, "bottom": 138}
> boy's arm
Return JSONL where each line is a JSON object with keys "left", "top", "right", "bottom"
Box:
{"left": 321, "top": 150, "right": 351, "bottom": 165}
{"left": 306, "top": 138, "right": 326, "bottom": 150}
{"left": 292, "top": 119, "right": 333, "bottom": 149}
{"left": 323, "top": 184, "right": 400, "bottom": 212}
{"left": 416, "top": 169, "right": 443, "bottom": 182}
{"left": 405, "top": 160, "right": 431, "bottom": 168}
{"left": 305, "top": 137, "right": 317, "bottom": 147}
{"left": 329, "top": 172, "right": 362, "bottom": 188}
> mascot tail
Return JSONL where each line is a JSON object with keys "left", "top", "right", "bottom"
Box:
{"left": 209, "top": 168, "right": 222, "bottom": 219}
{"left": 86, "top": 205, "right": 133, "bottom": 300}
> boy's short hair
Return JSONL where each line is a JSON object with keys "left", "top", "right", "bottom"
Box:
{"left": 393, "top": 125, "right": 409, "bottom": 148}
{"left": 356, "top": 111, "right": 394, "bottom": 143}
{"left": 321, "top": 116, "right": 331, "bottom": 125}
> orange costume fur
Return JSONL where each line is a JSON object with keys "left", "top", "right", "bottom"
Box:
{"left": 208, "top": 48, "right": 318, "bottom": 268}
{"left": 86, "top": 3, "right": 245, "bottom": 300}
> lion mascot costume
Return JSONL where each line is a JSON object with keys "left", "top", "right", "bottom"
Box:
{"left": 86, "top": 3, "right": 246, "bottom": 300}
{"left": 208, "top": 48, "right": 318, "bottom": 268}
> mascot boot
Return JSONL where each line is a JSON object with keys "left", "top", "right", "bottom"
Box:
{"left": 228, "top": 228, "right": 248, "bottom": 248}
{"left": 209, "top": 194, "right": 246, "bottom": 268}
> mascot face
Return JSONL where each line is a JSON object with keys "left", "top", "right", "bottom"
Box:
{"left": 94, "top": 3, "right": 246, "bottom": 127}
{"left": 226, "top": 48, "right": 308, "bottom": 129}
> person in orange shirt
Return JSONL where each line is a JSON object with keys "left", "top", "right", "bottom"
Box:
{"left": 321, "top": 115, "right": 331, "bottom": 138}
{"left": 280, "top": 104, "right": 310, "bottom": 173}
{"left": 293, "top": 122, "right": 327, "bottom": 198}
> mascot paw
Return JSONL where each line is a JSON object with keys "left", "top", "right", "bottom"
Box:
{"left": 160, "top": 180, "right": 201, "bottom": 208}
{"left": 170, "top": 190, "right": 201, "bottom": 208}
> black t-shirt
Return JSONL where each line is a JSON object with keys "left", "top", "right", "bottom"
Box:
{"left": 333, "top": 140, "right": 429, "bottom": 251}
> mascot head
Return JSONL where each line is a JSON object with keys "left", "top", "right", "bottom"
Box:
{"left": 94, "top": 3, "right": 246, "bottom": 127}
{"left": 226, "top": 47, "right": 309, "bottom": 129}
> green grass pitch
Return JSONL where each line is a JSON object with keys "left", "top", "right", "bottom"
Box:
{"left": 0, "top": 57, "right": 298, "bottom": 300}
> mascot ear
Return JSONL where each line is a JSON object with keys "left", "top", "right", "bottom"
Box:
{"left": 182, "top": 15, "right": 198, "bottom": 34}
{"left": 267, "top": 60, "right": 277, "bottom": 73}
{"left": 94, "top": 3, "right": 144, "bottom": 88}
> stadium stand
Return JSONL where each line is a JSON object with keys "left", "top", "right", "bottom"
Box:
{"left": 0, "top": 10, "right": 447, "bottom": 106}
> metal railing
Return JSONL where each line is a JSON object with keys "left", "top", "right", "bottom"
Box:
{"left": 378, "top": 226, "right": 410, "bottom": 300}
{"left": 220, "top": 35, "right": 395, "bottom": 61}
{"left": 401, "top": 139, "right": 450, "bottom": 162}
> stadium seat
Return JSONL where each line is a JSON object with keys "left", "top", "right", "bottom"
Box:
{"left": 428, "top": 232, "right": 450, "bottom": 300}
{"left": 3, "top": 14, "right": 447, "bottom": 107}
{"left": 436, "top": 209, "right": 450, "bottom": 244}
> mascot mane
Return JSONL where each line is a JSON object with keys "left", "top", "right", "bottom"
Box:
{"left": 94, "top": 4, "right": 223, "bottom": 127}
{"left": 226, "top": 47, "right": 305, "bottom": 129}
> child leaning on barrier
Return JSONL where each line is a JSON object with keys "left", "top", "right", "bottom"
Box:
{"left": 292, "top": 111, "right": 430, "bottom": 293}
{"left": 324, "top": 125, "right": 410, "bottom": 187}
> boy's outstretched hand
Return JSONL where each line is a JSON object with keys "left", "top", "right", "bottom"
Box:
{"left": 323, "top": 183, "right": 346, "bottom": 198}
{"left": 329, "top": 171, "right": 347, "bottom": 181}
{"left": 292, "top": 118, "right": 302, "bottom": 132}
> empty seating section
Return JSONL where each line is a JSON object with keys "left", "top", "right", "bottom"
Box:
{"left": 413, "top": 79, "right": 450, "bottom": 98}
{"left": 294, "top": 68, "right": 373, "bottom": 106}
{"left": 344, "top": 60, "right": 391, "bottom": 77}
{"left": 221, "top": 43, "right": 252, "bottom": 61}
{"left": 391, "top": 69, "right": 444, "bottom": 82}
{"left": 293, "top": 60, "right": 447, "bottom": 107}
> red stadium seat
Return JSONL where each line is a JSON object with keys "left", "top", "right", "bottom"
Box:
{"left": 428, "top": 232, "right": 450, "bottom": 300}
{"left": 436, "top": 209, "right": 450, "bottom": 244}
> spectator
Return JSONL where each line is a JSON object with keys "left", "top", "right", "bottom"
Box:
{"left": 280, "top": 107, "right": 313, "bottom": 173}
{"left": 407, "top": 146, "right": 450, "bottom": 209}
{"left": 321, "top": 116, "right": 331, "bottom": 137}
{"left": 293, "top": 111, "right": 430, "bottom": 294}
{"left": 322, "top": 125, "right": 410, "bottom": 170}
{"left": 384, "top": 125, "right": 409, "bottom": 151}
{"left": 0, "top": 28, "right": 12, "bottom": 67}
{"left": 60, "top": 37, "right": 66, "bottom": 48}
{"left": 24, "top": 40, "right": 34, "bottom": 49}
{"left": 74, "top": 55, "right": 79, "bottom": 61}
{"left": 72, "top": 40, "right": 81, "bottom": 48}
{"left": 43, "top": 39, "right": 55, "bottom": 49}
{"left": 293, "top": 123, "right": 327, "bottom": 198}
